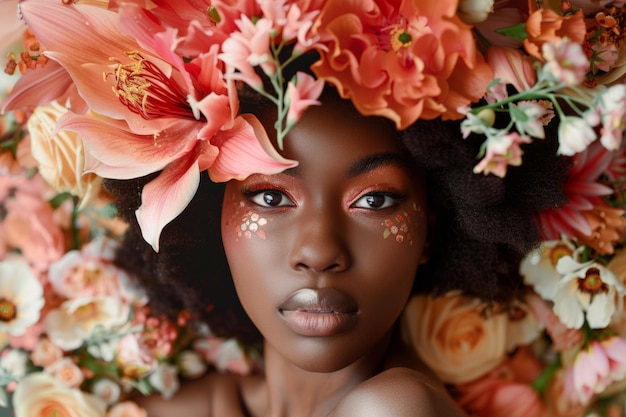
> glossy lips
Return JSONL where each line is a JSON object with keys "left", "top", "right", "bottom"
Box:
{"left": 278, "top": 288, "right": 358, "bottom": 337}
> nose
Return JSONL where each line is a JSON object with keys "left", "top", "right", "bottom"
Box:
{"left": 288, "top": 208, "right": 351, "bottom": 274}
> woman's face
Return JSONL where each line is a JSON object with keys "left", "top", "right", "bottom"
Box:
{"left": 221, "top": 95, "right": 428, "bottom": 373}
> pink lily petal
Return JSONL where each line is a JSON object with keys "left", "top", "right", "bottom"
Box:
{"left": 207, "top": 114, "right": 298, "bottom": 182}
{"left": 1, "top": 61, "right": 77, "bottom": 113}
{"left": 58, "top": 111, "right": 199, "bottom": 178}
{"left": 18, "top": 0, "right": 159, "bottom": 121}
{"left": 136, "top": 147, "right": 207, "bottom": 252}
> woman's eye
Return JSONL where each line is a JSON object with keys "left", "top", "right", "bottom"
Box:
{"left": 249, "top": 190, "right": 293, "bottom": 208}
{"left": 351, "top": 193, "right": 403, "bottom": 210}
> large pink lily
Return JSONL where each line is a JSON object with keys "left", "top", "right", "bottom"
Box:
{"left": 16, "top": 0, "right": 296, "bottom": 251}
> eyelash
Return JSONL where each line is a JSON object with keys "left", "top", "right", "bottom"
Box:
{"left": 243, "top": 186, "right": 406, "bottom": 211}
{"left": 350, "top": 192, "right": 406, "bottom": 210}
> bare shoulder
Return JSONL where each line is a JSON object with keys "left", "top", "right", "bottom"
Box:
{"left": 134, "top": 372, "right": 257, "bottom": 417}
{"left": 331, "top": 367, "right": 466, "bottom": 417}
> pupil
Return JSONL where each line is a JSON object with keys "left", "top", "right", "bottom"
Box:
{"left": 366, "top": 195, "right": 384, "bottom": 208}
{"left": 264, "top": 191, "right": 281, "bottom": 206}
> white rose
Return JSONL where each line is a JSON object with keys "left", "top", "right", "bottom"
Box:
{"left": 177, "top": 350, "right": 207, "bottom": 379}
{"left": 458, "top": 0, "right": 494, "bottom": 23}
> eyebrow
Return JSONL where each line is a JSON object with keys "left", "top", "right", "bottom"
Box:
{"left": 280, "top": 152, "right": 411, "bottom": 179}
{"left": 345, "top": 152, "right": 412, "bottom": 179}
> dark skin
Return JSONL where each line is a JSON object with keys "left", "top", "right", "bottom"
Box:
{"left": 138, "top": 94, "right": 466, "bottom": 417}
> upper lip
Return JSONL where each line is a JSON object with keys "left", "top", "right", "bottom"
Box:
{"left": 278, "top": 288, "right": 358, "bottom": 314}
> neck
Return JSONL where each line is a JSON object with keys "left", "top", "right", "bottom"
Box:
{"left": 261, "top": 331, "right": 392, "bottom": 417}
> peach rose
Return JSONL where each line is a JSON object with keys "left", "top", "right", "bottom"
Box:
{"left": 402, "top": 292, "right": 508, "bottom": 384}
{"left": 106, "top": 401, "right": 147, "bottom": 417}
{"left": 46, "top": 357, "right": 85, "bottom": 388}
{"left": 30, "top": 337, "right": 63, "bottom": 367}
{"left": 27, "top": 101, "right": 103, "bottom": 207}
{"left": 13, "top": 372, "right": 106, "bottom": 417}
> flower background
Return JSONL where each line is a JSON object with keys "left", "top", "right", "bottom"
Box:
{"left": 0, "top": 0, "right": 625, "bottom": 416}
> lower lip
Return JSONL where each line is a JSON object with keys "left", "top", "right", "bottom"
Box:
{"left": 280, "top": 310, "right": 357, "bottom": 337}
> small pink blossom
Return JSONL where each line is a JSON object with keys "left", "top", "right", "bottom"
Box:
{"left": 45, "top": 357, "right": 85, "bottom": 388}
{"left": 193, "top": 337, "right": 254, "bottom": 375}
{"left": 30, "top": 337, "right": 63, "bottom": 368}
{"left": 596, "top": 84, "right": 625, "bottom": 151}
{"left": 473, "top": 132, "right": 532, "bottom": 177}
{"left": 565, "top": 337, "right": 626, "bottom": 405}
{"left": 541, "top": 40, "right": 590, "bottom": 85}
{"left": 286, "top": 73, "right": 324, "bottom": 126}
{"left": 220, "top": 15, "right": 275, "bottom": 87}
{"left": 116, "top": 334, "right": 157, "bottom": 379}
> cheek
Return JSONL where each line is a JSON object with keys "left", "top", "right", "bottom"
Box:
{"left": 379, "top": 201, "right": 426, "bottom": 246}
{"left": 222, "top": 194, "right": 270, "bottom": 242}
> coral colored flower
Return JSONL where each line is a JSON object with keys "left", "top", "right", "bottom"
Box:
{"left": 15, "top": 0, "right": 297, "bottom": 251}
{"left": 539, "top": 142, "right": 616, "bottom": 242}
{"left": 13, "top": 372, "right": 106, "bottom": 417}
{"left": 473, "top": 131, "right": 532, "bottom": 177}
{"left": 402, "top": 292, "right": 508, "bottom": 384}
{"left": 454, "top": 348, "right": 548, "bottom": 417}
{"left": 0, "top": 259, "right": 45, "bottom": 337}
{"left": 523, "top": 7, "right": 586, "bottom": 61}
{"left": 541, "top": 40, "right": 591, "bottom": 85}
{"left": 565, "top": 337, "right": 626, "bottom": 405}
{"left": 312, "top": 0, "right": 493, "bottom": 129}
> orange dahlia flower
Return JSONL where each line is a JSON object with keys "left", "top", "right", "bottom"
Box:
{"left": 311, "top": 0, "right": 493, "bottom": 129}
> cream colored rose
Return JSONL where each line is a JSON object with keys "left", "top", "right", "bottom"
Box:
{"left": 27, "top": 101, "right": 102, "bottom": 207}
{"left": 402, "top": 292, "right": 508, "bottom": 384}
{"left": 13, "top": 372, "right": 106, "bottom": 417}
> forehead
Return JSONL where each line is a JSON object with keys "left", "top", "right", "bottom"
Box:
{"left": 278, "top": 94, "right": 407, "bottom": 176}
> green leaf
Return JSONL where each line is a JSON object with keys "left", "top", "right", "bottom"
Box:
{"left": 495, "top": 23, "right": 528, "bottom": 42}
{"left": 509, "top": 103, "right": 529, "bottom": 122}
{"left": 48, "top": 192, "right": 74, "bottom": 209}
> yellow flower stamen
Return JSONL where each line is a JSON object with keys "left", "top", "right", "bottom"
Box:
{"left": 107, "top": 52, "right": 192, "bottom": 120}
{"left": 548, "top": 243, "right": 573, "bottom": 266}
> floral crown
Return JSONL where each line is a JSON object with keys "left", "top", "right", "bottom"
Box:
{"left": 2, "top": 0, "right": 625, "bottom": 254}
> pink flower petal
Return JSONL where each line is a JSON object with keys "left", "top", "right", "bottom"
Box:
{"left": 136, "top": 150, "right": 204, "bottom": 252}
{"left": 207, "top": 114, "right": 298, "bottom": 182}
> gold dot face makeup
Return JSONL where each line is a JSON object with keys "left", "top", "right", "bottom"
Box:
{"left": 231, "top": 200, "right": 269, "bottom": 241}
{"left": 381, "top": 202, "right": 424, "bottom": 245}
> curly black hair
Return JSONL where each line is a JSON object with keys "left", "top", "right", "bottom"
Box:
{"left": 105, "top": 86, "right": 570, "bottom": 347}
